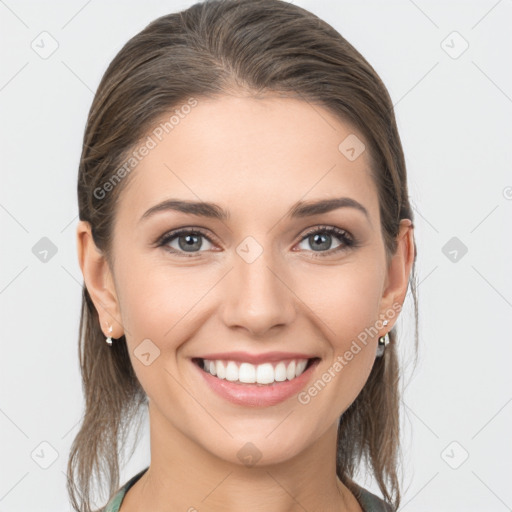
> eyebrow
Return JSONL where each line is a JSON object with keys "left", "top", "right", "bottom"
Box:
{"left": 139, "top": 197, "right": 370, "bottom": 223}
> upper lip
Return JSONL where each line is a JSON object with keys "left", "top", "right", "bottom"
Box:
{"left": 195, "top": 351, "right": 318, "bottom": 364}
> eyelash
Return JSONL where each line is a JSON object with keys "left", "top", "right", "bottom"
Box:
{"left": 155, "top": 225, "right": 357, "bottom": 259}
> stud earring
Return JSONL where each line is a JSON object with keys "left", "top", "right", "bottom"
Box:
{"left": 376, "top": 319, "right": 390, "bottom": 358}
{"left": 105, "top": 324, "right": 113, "bottom": 346}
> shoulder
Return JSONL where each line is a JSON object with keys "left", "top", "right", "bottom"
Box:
{"left": 351, "top": 481, "right": 395, "bottom": 512}
{"left": 102, "top": 467, "right": 149, "bottom": 512}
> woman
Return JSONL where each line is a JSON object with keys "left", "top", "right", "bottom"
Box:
{"left": 69, "top": 0, "right": 417, "bottom": 510}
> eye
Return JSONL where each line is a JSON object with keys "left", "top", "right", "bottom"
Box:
{"left": 156, "top": 225, "right": 357, "bottom": 258}
{"left": 294, "top": 225, "right": 356, "bottom": 257}
{"left": 157, "top": 228, "right": 215, "bottom": 257}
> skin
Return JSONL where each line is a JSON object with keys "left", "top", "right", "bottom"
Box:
{"left": 77, "top": 92, "right": 415, "bottom": 511}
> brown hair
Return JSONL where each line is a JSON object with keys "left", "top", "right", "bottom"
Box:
{"left": 68, "top": 1, "right": 418, "bottom": 510}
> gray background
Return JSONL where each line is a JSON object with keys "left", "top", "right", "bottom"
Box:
{"left": 1, "top": 0, "right": 511, "bottom": 510}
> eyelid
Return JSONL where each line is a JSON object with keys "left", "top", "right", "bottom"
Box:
{"left": 294, "top": 225, "right": 357, "bottom": 257}
{"left": 155, "top": 224, "right": 357, "bottom": 257}
{"left": 299, "top": 224, "right": 353, "bottom": 242}
{"left": 154, "top": 227, "right": 219, "bottom": 251}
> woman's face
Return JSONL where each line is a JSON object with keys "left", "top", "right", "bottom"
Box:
{"left": 81, "top": 93, "right": 412, "bottom": 467}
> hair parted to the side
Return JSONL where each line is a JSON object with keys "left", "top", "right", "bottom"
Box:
{"left": 68, "top": 1, "right": 418, "bottom": 510}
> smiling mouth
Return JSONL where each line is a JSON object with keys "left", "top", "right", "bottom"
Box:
{"left": 192, "top": 357, "right": 320, "bottom": 386}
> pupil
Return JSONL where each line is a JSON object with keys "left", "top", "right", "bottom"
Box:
{"left": 179, "top": 234, "right": 201, "bottom": 251}
{"left": 311, "top": 233, "right": 331, "bottom": 251}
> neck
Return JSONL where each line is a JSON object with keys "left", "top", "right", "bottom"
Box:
{"left": 124, "top": 401, "right": 361, "bottom": 512}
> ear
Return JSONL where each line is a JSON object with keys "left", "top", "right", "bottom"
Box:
{"left": 378, "top": 219, "right": 415, "bottom": 332}
{"left": 76, "top": 220, "right": 124, "bottom": 338}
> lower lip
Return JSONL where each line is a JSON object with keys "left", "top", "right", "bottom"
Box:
{"left": 193, "top": 359, "right": 320, "bottom": 407}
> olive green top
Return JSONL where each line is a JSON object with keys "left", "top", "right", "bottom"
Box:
{"left": 103, "top": 467, "right": 394, "bottom": 511}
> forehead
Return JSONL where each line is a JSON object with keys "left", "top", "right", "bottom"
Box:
{"left": 116, "top": 93, "right": 379, "bottom": 227}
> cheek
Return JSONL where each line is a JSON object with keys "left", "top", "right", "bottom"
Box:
{"left": 113, "top": 262, "right": 223, "bottom": 391}
{"left": 296, "top": 261, "right": 384, "bottom": 410}
{"left": 114, "top": 268, "right": 195, "bottom": 402}
{"left": 305, "top": 260, "right": 385, "bottom": 347}
{"left": 115, "top": 256, "right": 208, "bottom": 340}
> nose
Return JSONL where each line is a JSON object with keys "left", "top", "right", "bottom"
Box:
{"left": 219, "top": 242, "right": 296, "bottom": 337}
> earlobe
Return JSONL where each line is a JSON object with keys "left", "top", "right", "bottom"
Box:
{"left": 379, "top": 219, "right": 415, "bottom": 330}
{"left": 76, "top": 220, "right": 124, "bottom": 338}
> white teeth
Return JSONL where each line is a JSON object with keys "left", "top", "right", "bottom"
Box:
{"left": 201, "top": 358, "right": 310, "bottom": 384}
{"left": 256, "top": 363, "right": 274, "bottom": 384}
{"left": 286, "top": 360, "right": 296, "bottom": 380}
{"left": 225, "top": 361, "right": 238, "bottom": 381}
{"left": 274, "top": 362, "right": 287, "bottom": 382}
{"left": 216, "top": 360, "right": 226, "bottom": 379}
{"left": 296, "top": 360, "right": 307, "bottom": 377}
{"left": 239, "top": 362, "right": 256, "bottom": 383}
